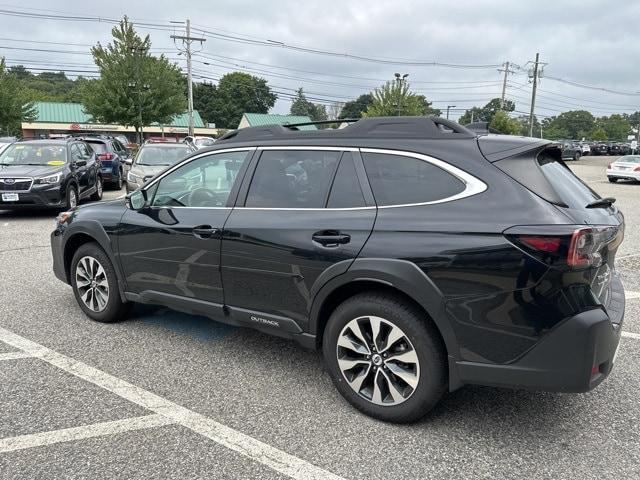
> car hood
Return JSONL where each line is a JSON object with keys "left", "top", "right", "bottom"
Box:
{"left": 130, "top": 164, "right": 170, "bottom": 181}
{"left": 0, "top": 164, "right": 65, "bottom": 178}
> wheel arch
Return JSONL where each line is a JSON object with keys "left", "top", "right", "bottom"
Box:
{"left": 309, "top": 258, "right": 458, "bottom": 361}
{"left": 62, "top": 222, "right": 127, "bottom": 302}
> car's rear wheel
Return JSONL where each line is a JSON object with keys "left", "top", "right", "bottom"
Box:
{"left": 91, "top": 176, "right": 103, "bottom": 201}
{"left": 608, "top": 177, "right": 618, "bottom": 183}
{"left": 323, "top": 293, "right": 447, "bottom": 423}
{"left": 114, "top": 170, "right": 123, "bottom": 190}
{"left": 70, "top": 242, "right": 131, "bottom": 323}
{"left": 65, "top": 185, "right": 78, "bottom": 210}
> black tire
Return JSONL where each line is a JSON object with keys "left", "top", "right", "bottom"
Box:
{"left": 65, "top": 184, "right": 78, "bottom": 210}
{"left": 113, "top": 170, "right": 123, "bottom": 190}
{"left": 574, "top": 152, "right": 581, "bottom": 161}
{"left": 323, "top": 292, "right": 447, "bottom": 423}
{"left": 608, "top": 177, "right": 618, "bottom": 183}
{"left": 91, "top": 176, "right": 103, "bottom": 201}
{"left": 70, "top": 242, "right": 131, "bottom": 323}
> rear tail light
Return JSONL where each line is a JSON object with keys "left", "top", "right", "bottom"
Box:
{"left": 607, "top": 163, "right": 612, "bottom": 169}
{"left": 634, "top": 166, "right": 640, "bottom": 172}
{"left": 505, "top": 226, "right": 622, "bottom": 269}
{"left": 98, "top": 153, "right": 114, "bottom": 161}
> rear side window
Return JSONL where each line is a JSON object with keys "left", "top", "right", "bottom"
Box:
{"left": 538, "top": 153, "right": 598, "bottom": 209}
{"left": 245, "top": 150, "right": 340, "bottom": 208}
{"left": 327, "top": 153, "right": 366, "bottom": 208}
{"left": 362, "top": 152, "right": 465, "bottom": 206}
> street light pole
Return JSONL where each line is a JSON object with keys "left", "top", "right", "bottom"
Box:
{"left": 394, "top": 73, "right": 408, "bottom": 116}
{"left": 446, "top": 105, "right": 456, "bottom": 120}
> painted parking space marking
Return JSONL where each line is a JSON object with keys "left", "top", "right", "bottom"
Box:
{"left": 625, "top": 290, "right": 640, "bottom": 300}
{"left": 0, "top": 351, "right": 37, "bottom": 361}
{"left": 0, "top": 414, "right": 173, "bottom": 453}
{"left": 0, "top": 325, "right": 345, "bottom": 480}
{"left": 622, "top": 331, "right": 640, "bottom": 340}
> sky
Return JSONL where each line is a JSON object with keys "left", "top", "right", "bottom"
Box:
{"left": 0, "top": 0, "right": 639, "bottom": 122}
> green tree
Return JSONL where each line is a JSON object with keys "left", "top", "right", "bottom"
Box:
{"left": 545, "top": 110, "right": 595, "bottom": 140}
{"left": 365, "top": 79, "right": 433, "bottom": 117}
{"left": 458, "top": 98, "right": 515, "bottom": 125}
{"left": 82, "top": 17, "right": 186, "bottom": 142}
{"left": 489, "top": 110, "right": 521, "bottom": 135}
{"left": 597, "top": 114, "right": 631, "bottom": 141}
{"left": 213, "top": 72, "right": 276, "bottom": 128}
{"left": 590, "top": 127, "right": 608, "bottom": 141}
{"left": 290, "top": 88, "right": 326, "bottom": 121}
{"left": 0, "top": 58, "right": 36, "bottom": 136}
{"left": 339, "top": 93, "right": 373, "bottom": 119}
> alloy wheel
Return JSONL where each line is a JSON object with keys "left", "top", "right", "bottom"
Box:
{"left": 75, "top": 256, "right": 109, "bottom": 312}
{"left": 69, "top": 189, "right": 77, "bottom": 208}
{"left": 97, "top": 178, "right": 103, "bottom": 198}
{"left": 336, "top": 316, "right": 420, "bottom": 406}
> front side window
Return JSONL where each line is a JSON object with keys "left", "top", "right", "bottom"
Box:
{"left": 151, "top": 150, "right": 250, "bottom": 208}
{"left": 362, "top": 152, "right": 466, "bottom": 206}
{"left": 245, "top": 150, "right": 340, "bottom": 208}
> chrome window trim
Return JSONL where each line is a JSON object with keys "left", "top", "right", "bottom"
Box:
{"left": 257, "top": 146, "right": 359, "bottom": 152}
{"left": 0, "top": 177, "right": 34, "bottom": 192}
{"left": 235, "top": 206, "right": 375, "bottom": 211}
{"left": 360, "top": 147, "right": 487, "bottom": 209}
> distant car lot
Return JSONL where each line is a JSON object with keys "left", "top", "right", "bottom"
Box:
{"left": 0, "top": 154, "right": 638, "bottom": 479}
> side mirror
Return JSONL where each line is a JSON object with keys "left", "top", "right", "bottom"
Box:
{"left": 126, "top": 189, "right": 147, "bottom": 210}
{"left": 125, "top": 158, "right": 133, "bottom": 166}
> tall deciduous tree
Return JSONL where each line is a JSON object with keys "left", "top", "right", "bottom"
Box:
{"left": 339, "top": 94, "right": 374, "bottom": 119}
{"left": 489, "top": 110, "right": 521, "bottom": 135}
{"left": 365, "top": 79, "right": 435, "bottom": 117}
{"left": 458, "top": 98, "right": 515, "bottom": 125}
{"left": 82, "top": 18, "right": 186, "bottom": 142}
{"left": 0, "top": 58, "right": 36, "bottom": 136}
{"left": 194, "top": 73, "right": 276, "bottom": 128}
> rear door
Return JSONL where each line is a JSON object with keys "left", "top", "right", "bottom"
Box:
{"left": 220, "top": 147, "right": 376, "bottom": 332}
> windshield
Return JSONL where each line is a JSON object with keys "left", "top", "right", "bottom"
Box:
{"left": 0, "top": 143, "right": 67, "bottom": 166}
{"left": 135, "top": 146, "right": 190, "bottom": 166}
{"left": 617, "top": 155, "right": 640, "bottom": 164}
{"left": 86, "top": 142, "right": 108, "bottom": 154}
{"left": 195, "top": 138, "right": 215, "bottom": 146}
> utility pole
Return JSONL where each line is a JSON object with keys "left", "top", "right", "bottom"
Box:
{"left": 527, "top": 53, "right": 546, "bottom": 137}
{"left": 171, "top": 19, "right": 206, "bottom": 137}
{"left": 498, "top": 61, "right": 512, "bottom": 110}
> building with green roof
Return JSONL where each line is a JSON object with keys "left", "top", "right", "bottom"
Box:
{"left": 238, "top": 113, "right": 317, "bottom": 130}
{"left": 21, "top": 101, "right": 218, "bottom": 140}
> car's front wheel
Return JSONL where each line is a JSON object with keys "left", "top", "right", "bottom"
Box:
{"left": 70, "top": 242, "right": 131, "bottom": 323}
{"left": 323, "top": 293, "right": 447, "bottom": 423}
{"left": 114, "top": 170, "right": 123, "bottom": 190}
{"left": 65, "top": 185, "right": 78, "bottom": 210}
{"left": 574, "top": 152, "right": 581, "bottom": 161}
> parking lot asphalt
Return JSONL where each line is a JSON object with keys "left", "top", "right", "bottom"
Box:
{"left": 1, "top": 156, "right": 639, "bottom": 479}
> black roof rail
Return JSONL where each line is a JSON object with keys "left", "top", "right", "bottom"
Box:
{"left": 217, "top": 116, "right": 476, "bottom": 143}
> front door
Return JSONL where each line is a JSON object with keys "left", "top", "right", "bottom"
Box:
{"left": 117, "top": 149, "right": 253, "bottom": 305}
{"left": 221, "top": 148, "right": 376, "bottom": 331}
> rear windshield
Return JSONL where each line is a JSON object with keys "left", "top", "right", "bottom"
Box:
{"left": 135, "top": 146, "right": 191, "bottom": 166}
{"left": 537, "top": 153, "right": 599, "bottom": 209}
{"left": 617, "top": 155, "right": 640, "bottom": 163}
{"left": 86, "top": 142, "right": 108, "bottom": 154}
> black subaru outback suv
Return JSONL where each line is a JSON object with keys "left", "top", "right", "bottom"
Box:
{"left": 50, "top": 117, "right": 625, "bottom": 422}
{"left": 0, "top": 139, "right": 103, "bottom": 210}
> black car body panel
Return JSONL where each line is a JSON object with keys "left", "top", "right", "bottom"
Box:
{"left": 51, "top": 117, "right": 625, "bottom": 395}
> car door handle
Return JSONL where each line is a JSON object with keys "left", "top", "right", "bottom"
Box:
{"left": 312, "top": 231, "right": 351, "bottom": 247}
{"left": 193, "top": 225, "right": 219, "bottom": 239}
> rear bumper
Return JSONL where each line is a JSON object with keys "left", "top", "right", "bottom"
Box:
{"left": 454, "top": 277, "right": 624, "bottom": 393}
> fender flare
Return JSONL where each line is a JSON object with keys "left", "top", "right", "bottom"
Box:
{"left": 309, "top": 257, "right": 459, "bottom": 359}
{"left": 62, "top": 221, "right": 127, "bottom": 302}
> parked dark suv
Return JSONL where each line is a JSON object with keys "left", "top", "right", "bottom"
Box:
{"left": 1, "top": 139, "right": 102, "bottom": 210}
{"left": 80, "top": 136, "right": 131, "bottom": 189}
{"left": 50, "top": 117, "right": 625, "bottom": 422}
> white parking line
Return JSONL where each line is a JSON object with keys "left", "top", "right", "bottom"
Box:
{"left": 0, "top": 326, "right": 345, "bottom": 480}
{"left": 0, "top": 414, "right": 173, "bottom": 453}
{"left": 0, "top": 351, "right": 37, "bottom": 361}
{"left": 626, "top": 291, "right": 640, "bottom": 300}
{"left": 622, "top": 331, "right": 640, "bottom": 340}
